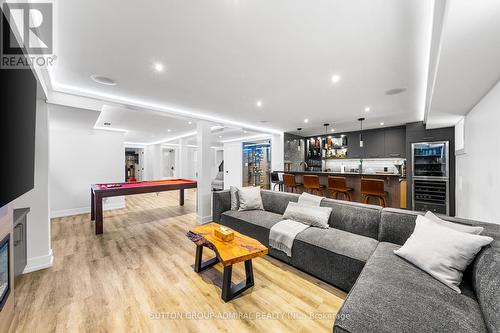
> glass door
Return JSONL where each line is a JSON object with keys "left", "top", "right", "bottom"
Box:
{"left": 412, "top": 141, "right": 449, "bottom": 178}
{"left": 242, "top": 141, "right": 271, "bottom": 189}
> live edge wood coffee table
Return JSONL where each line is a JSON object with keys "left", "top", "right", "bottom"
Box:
{"left": 187, "top": 222, "right": 268, "bottom": 302}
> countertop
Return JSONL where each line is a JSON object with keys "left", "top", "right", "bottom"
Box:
{"left": 277, "top": 170, "right": 406, "bottom": 178}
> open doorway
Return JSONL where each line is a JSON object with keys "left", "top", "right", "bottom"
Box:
{"left": 125, "top": 148, "right": 144, "bottom": 181}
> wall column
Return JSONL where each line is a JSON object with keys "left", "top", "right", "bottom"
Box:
{"left": 178, "top": 138, "right": 189, "bottom": 179}
{"left": 196, "top": 121, "right": 214, "bottom": 224}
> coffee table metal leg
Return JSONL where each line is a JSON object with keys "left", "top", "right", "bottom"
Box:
{"left": 194, "top": 245, "right": 219, "bottom": 273}
{"left": 221, "top": 259, "right": 254, "bottom": 302}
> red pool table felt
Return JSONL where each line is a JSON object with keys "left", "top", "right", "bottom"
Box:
{"left": 98, "top": 179, "right": 196, "bottom": 189}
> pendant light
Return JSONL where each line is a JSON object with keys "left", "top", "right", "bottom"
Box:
{"left": 323, "top": 123, "right": 330, "bottom": 149}
{"left": 358, "top": 118, "right": 365, "bottom": 148}
{"left": 297, "top": 128, "right": 302, "bottom": 151}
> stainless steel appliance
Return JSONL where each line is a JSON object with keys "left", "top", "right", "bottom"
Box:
{"left": 412, "top": 141, "right": 449, "bottom": 215}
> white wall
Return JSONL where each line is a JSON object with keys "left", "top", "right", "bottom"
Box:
{"left": 456, "top": 80, "right": 500, "bottom": 224}
{"left": 49, "top": 104, "right": 125, "bottom": 217}
{"left": 12, "top": 98, "right": 53, "bottom": 273}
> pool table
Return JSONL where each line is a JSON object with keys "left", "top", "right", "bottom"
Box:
{"left": 90, "top": 179, "right": 197, "bottom": 234}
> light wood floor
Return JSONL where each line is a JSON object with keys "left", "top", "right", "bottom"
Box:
{"left": 9, "top": 190, "right": 346, "bottom": 333}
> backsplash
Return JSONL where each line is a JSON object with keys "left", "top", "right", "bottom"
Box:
{"left": 325, "top": 158, "right": 406, "bottom": 174}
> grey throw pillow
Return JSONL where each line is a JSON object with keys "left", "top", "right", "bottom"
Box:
{"left": 282, "top": 202, "right": 331, "bottom": 228}
{"left": 424, "top": 211, "right": 484, "bottom": 234}
{"left": 394, "top": 215, "right": 493, "bottom": 293}
{"left": 238, "top": 187, "right": 264, "bottom": 211}
{"left": 230, "top": 186, "right": 239, "bottom": 210}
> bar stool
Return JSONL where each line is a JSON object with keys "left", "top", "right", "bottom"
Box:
{"left": 283, "top": 174, "right": 301, "bottom": 193}
{"left": 361, "top": 178, "right": 387, "bottom": 207}
{"left": 327, "top": 176, "right": 353, "bottom": 201}
{"left": 303, "top": 175, "right": 325, "bottom": 195}
{"left": 271, "top": 171, "right": 284, "bottom": 191}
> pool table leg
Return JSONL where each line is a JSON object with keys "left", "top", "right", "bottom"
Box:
{"left": 95, "top": 194, "right": 103, "bottom": 235}
{"left": 90, "top": 189, "right": 95, "bottom": 221}
{"left": 179, "top": 188, "right": 185, "bottom": 206}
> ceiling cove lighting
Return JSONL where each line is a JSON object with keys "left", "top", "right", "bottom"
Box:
{"left": 331, "top": 74, "right": 341, "bottom": 83}
{"left": 221, "top": 134, "right": 273, "bottom": 144}
{"left": 51, "top": 82, "right": 283, "bottom": 135}
{"left": 94, "top": 126, "right": 128, "bottom": 133}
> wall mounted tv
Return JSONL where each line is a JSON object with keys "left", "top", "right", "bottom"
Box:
{"left": 0, "top": 67, "right": 37, "bottom": 207}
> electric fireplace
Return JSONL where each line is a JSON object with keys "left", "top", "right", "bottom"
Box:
{"left": 0, "top": 234, "right": 10, "bottom": 311}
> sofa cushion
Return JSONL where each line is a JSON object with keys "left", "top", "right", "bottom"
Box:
{"left": 260, "top": 190, "right": 299, "bottom": 215}
{"left": 334, "top": 242, "right": 487, "bottom": 333}
{"left": 379, "top": 208, "right": 500, "bottom": 246}
{"left": 219, "top": 210, "right": 283, "bottom": 246}
{"left": 320, "top": 199, "right": 382, "bottom": 240}
{"left": 291, "top": 227, "right": 378, "bottom": 291}
{"left": 472, "top": 246, "right": 500, "bottom": 333}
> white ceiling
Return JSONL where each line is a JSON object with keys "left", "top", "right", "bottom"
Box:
{"left": 96, "top": 105, "right": 261, "bottom": 145}
{"left": 426, "top": 0, "right": 500, "bottom": 128}
{"left": 49, "top": 0, "right": 435, "bottom": 136}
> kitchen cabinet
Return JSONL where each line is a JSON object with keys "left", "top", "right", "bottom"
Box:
{"left": 362, "top": 129, "right": 385, "bottom": 158}
{"left": 384, "top": 126, "right": 406, "bottom": 158}
{"left": 346, "top": 131, "right": 361, "bottom": 158}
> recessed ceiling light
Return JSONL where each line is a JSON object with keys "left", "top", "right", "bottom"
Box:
{"left": 330, "top": 128, "right": 335, "bottom": 132}
{"left": 90, "top": 75, "right": 117, "bottom": 86}
{"left": 243, "top": 130, "right": 248, "bottom": 133}
{"left": 153, "top": 62, "right": 164, "bottom": 72}
{"left": 188, "top": 121, "right": 192, "bottom": 125}
{"left": 304, "top": 118, "right": 309, "bottom": 123}
{"left": 385, "top": 88, "right": 406, "bottom": 95}
{"left": 380, "top": 122, "right": 385, "bottom": 126}
{"left": 256, "top": 100, "right": 263, "bottom": 108}
{"left": 364, "top": 107, "right": 370, "bottom": 112}
{"left": 331, "top": 74, "right": 341, "bottom": 83}
{"left": 167, "top": 129, "right": 172, "bottom": 132}
{"left": 218, "top": 135, "right": 222, "bottom": 138}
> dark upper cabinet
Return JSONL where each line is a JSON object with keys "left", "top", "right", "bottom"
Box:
{"left": 384, "top": 126, "right": 406, "bottom": 158}
{"left": 362, "top": 129, "right": 385, "bottom": 158}
{"left": 346, "top": 131, "right": 361, "bottom": 158}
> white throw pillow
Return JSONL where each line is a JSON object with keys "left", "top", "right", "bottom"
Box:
{"left": 424, "top": 211, "right": 483, "bottom": 235}
{"left": 283, "top": 202, "right": 331, "bottom": 229}
{"left": 230, "top": 186, "right": 239, "bottom": 210}
{"left": 238, "top": 187, "right": 264, "bottom": 211}
{"left": 394, "top": 215, "right": 493, "bottom": 293}
{"left": 298, "top": 192, "right": 324, "bottom": 207}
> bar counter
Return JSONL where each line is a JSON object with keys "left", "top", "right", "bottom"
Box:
{"left": 277, "top": 170, "right": 407, "bottom": 209}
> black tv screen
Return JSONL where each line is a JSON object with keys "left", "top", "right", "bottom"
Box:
{"left": 0, "top": 67, "right": 37, "bottom": 207}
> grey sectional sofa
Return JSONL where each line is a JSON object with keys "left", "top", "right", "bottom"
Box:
{"left": 212, "top": 189, "right": 500, "bottom": 333}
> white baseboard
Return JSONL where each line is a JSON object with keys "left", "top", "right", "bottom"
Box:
{"left": 51, "top": 201, "right": 126, "bottom": 218}
{"left": 197, "top": 215, "right": 212, "bottom": 224}
{"left": 23, "top": 249, "right": 54, "bottom": 274}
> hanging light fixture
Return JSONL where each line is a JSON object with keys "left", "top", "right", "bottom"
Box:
{"left": 297, "top": 128, "right": 302, "bottom": 151}
{"left": 323, "top": 123, "right": 330, "bottom": 149}
{"left": 358, "top": 118, "right": 365, "bottom": 148}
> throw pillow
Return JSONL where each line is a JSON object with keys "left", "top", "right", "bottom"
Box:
{"left": 298, "top": 192, "right": 324, "bottom": 207}
{"left": 282, "top": 201, "right": 331, "bottom": 228}
{"left": 394, "top": 215, "right": 493, "bottom": 293}
{"left": 230, "top": 186, "right": 239, "bottom": 210}
{"left": 238, "top": 187, "right": 264, "bottom": 211}
{"left": 424, "top": 211, "right": 484, "bottom": 235}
